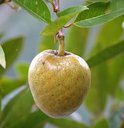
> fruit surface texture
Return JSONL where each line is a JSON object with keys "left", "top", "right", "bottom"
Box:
{"left": 28, "top": 50, "right": 91, "bottom": 118}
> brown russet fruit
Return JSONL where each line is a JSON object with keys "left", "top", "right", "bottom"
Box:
{"left": 28, "top": 50, "right": 91, "bottom": 118}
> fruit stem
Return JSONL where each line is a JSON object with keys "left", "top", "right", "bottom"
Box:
{"left": 52, "top": 0, "right": 65, "bottom": 56}
{"left": 58, "top": 30, "right": 65, "bottom": 56}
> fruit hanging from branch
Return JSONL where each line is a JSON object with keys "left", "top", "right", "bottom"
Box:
{"left": 28, "top": 0, "right": 91, "bottom": 118}
{"left": 28, "top": 50, "right": 91, "bottom": 118}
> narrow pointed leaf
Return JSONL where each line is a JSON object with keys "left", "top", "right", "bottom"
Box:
{"left": 42, "top": 14, "right": 76, "bottom": 36}
{"left": 42, "top": 7, "right": 88, "bottom": 36}
{"left": 87, "top": 40, "right": 124, "bottom": 68}
{"left": 0, "top": 37, "right": 24, "bottom": 76}
{"left": 86, "top": 0, "right": 110, "bottom": 5}
{"left": 58, "top": 5, "right": 88, "bottom": 17}
{"left": 13, "top": 0, "right": 51, "bottom": 23}
{"left": 74, "top": 1, "right": 124, "bottom": 27}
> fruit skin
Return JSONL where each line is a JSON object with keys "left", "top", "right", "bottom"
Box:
{"left": 28, "top": 50, "right": 91, "bottom": 118}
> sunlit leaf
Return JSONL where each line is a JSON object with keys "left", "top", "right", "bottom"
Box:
{"left": 0, "top": 37, "right": 24, "bottom": 76}
{"left": 42, "top": 14, "right": 75, "bottom": 36}
{"left": 42, "top": 7, "right": 88, "bottom": 36}
{"left": 75, "top": 2, "right": 109, "bottom": 26}
{"left": 0, "top": 45, "right": 6, "bottom": 69}
{"left": 75, "top": 1, "right": 124, "bottom": 27}
{"left": 58, "top": 5, "right": 88, "bottom": 17}
{"left": 13, "top": 0, "right": 51, "bottom": 23}
{"left": 77, "top": 2, "right": 109, "bottom": 21}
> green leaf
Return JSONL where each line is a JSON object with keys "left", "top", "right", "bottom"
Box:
{"left": 94, "top": 15, "right": 124, "bottom": 50}
{"left": 0, "top": 45, "right": 6, "bottom": 69}
{"left": 86, "top": 0, "right": 110, "bottom": 5}
{"left": 58, "top": 5, "right": 88, "bottom": 17}
{"left": 115, "top": 87, "right": 124, "bottom": 101}
{"left": 0, "top": 77, "right": 26, "bottom": 98}
{"left": 16, "top": 63, "right": 29, "bottom": 79}
{"left": 96, "top": 15, "right": 124, "bottom": 97}
{"left": 10, "top": 111, "right": 87, "bottom": 128}
{"left": 1, "top": 88, "right": 33, "bottom": 128}
{"left": 87, "top": 14, "right": 124, "bottom": 61}
{"left": 39, "top": 35, "right": 55, "bottom": 52}
{"left": 93, "top": 119, "right": 109, "bottom": 128}
{"left": 85, "top": 15, "right": 124, "bottom": 113}
{"left": 89, "top": 15, "right": 124, "bottom": 96}
{"left": 87, "top": 40, "right": 124, "bottom": 68}
{"left": 0, "top": 37, "right": 24, "bottom": 76}
{"left": 42, "top": 7, "right": 88, "bottom": 36}
{"left": 75, "top": 2, "right": 110, "bottom": 26}
{"left": 86, "top": 62, "right": 109, "bottom": 113}
{"left": 66, "top": 26, "right": 89, "bottom": 56}
{"left": 110, "top": 0, "right": 124, "bottom": 11}
{"left": 74, "top": 1, "right": 124, "bottom": 27}
{"left": 10, "top": 111, "right": 48, "bottom": 128}
{"left": 42, "top": 14, "right": 75, "bottom": 36}
{"left": 48, "top": 118, "right": 88, "bottom": 128}
{"left": 13, "top": 0, "right": 51, "bottom": 23}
